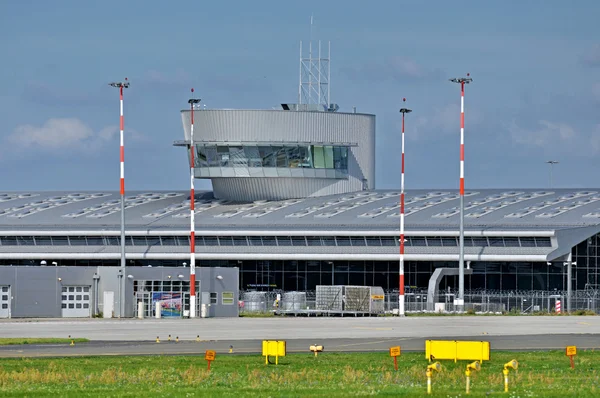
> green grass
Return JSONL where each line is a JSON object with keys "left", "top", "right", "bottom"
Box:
{"left": 0, "top": 350, "right": 597, "bottom": 397}
{"left": 239, "top": 311, "right": 276, "bottom": 318}
{"left": 0, "top": 338, "right": 89, "bottom": 346}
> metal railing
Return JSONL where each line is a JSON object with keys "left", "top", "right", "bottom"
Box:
{"left": 394, "top": 288, "right": 600, "bottom": 314}
{"left": 239, "top": 288, "right": 600, "bottom": 315}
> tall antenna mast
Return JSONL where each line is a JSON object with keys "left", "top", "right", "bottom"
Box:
{"left": 298, "top": 15, "right": 330, "bottom": 108}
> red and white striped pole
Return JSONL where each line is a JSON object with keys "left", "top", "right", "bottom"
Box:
{"left": 450, "top": 73, "right": 472, "bottom": 309}
{"left": 399, "top": 99, "right": 412, "bottom": 317}
{"left": 460, "top": 78, "right": 465, "bottom": 198}
{"left": 120, "top": 82, "right": 126, "bottom": 198}
{"left": 188, "top": 90, "right": 201, "bottom": 318}
{"left": 109, "top": 78, "right": 129, "bottom": 318}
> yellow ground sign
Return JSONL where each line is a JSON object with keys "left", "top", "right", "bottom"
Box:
{"left": 204, "top": 350, "right": 216, "bottom": 361}
{"left": 425, "top": 340, "right": 490, "bottom": 363}
{"left": 566, "top": 346, "right": 577, "bottom": 356}
{"left": 389, "top": 346, "right": 401, "bottom": 357}
{"left": 263, "top": 340, "right": 286, "bottom": 364}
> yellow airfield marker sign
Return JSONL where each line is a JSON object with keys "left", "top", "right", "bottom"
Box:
{"left": 566, "top": 345, "right": 577, "bottom": 369}
{"left": 205, "top": 350, "right": 216, "bottom": 370}
{"left": 389, "top": 346, "right": 401, "bottom": 370}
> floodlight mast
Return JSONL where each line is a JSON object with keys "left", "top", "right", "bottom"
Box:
{"left": 398, "top": 99, "right": 412, "bottom": 317}
{"left": 188, "top": 90, "right": 201, "bottom": 318}
{"left": 449, "top": 73, "right": 473, "bottom": 311}
{"left": 108, "top": 78, "right": 129, "bottom": 318}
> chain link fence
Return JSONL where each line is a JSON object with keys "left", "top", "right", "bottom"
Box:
{"left": 392, "top": 288, "right": 600, "bottom": 314}
{"left": 239, "top": 287, "right": 600, "bottom": 315}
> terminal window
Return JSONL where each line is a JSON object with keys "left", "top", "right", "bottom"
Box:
{"left": 194, "top": 144, "right": 348, "bottom": 171}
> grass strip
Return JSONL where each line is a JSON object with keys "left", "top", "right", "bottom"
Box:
{"left": 0, "top": 338, "right": 89, "bottom": 346}
{"left": 0, "top": 350, "right": 598, "bottom": 396}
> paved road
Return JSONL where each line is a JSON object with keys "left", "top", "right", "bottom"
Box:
{"left": 0, "top": 316, "right": 598, "bottom": 341}
{"left": 0, "top": 334, "right": 598, "bottom": 358}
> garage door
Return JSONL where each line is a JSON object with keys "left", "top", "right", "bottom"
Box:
{"left": 0, "top": 286, "right": 10, "bottom": 318}
{"left": 61, "top": 286, "right": 91, "bottom": 318}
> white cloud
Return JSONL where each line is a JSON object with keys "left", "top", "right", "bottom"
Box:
{"left": 340, "top": 56, "right": 441, "bottom": 83}
{"left": 508, "top": 120, "right": 600, "bottom": 156}
{"left": 142, "top": 68, "right": 191, "bottom": 87}
{"left": 403, "top": 103, "right": 484, "bottom": 141}
{"left": 387, "top": 56, "right": 427, "bottom": 78}
{"left": 6, "top": 118, "right": 144, "bottom": 154}
{"left": 509, "top": 120, "right": 576, "bottom": 148}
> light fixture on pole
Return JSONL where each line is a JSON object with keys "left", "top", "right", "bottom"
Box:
{"left": 398, "top": 98, "right": 412, "bottom": 317}
{"left": 109, "top": 77, "right": 130, "bottom": 318}
{"left": 188, "top": 89, "right": 201, "bottom": 319}
{"left": 546, "top": 160, "right": 559, "bottom": 189}
{"left": 449, "top": 73, "right": 473, "bottom": 311}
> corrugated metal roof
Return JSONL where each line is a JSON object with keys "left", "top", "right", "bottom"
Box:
{"left": 1, "top": 189, "right": 600, "bottom": 232}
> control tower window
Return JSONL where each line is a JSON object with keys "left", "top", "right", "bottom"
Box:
{"left": 192, "top": 144, "right": 351, "bottom": 178}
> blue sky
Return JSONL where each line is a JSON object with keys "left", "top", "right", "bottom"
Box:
{"left": 0, "top": 0, "right": 599, "bottom": 192}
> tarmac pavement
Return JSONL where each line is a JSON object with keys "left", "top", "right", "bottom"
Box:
{"left": 0, "top": 334, "right": 598, "bottom": 358}
{"left": 0, "top": 316, "right": 598, "bottom": 342}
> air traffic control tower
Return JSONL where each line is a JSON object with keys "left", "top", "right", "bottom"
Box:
{"left": 175, "top": 42, "right": 376, "bottom": 202}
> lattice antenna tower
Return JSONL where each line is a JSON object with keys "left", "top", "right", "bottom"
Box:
{"left": 298, "top": 15, "right": 331, "bottom": 108}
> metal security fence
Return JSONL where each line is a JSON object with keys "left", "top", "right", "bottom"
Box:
{"left": 239, "top": 288, "right": 600, "bottom": 315}
{"left": 390, "top": 288, "right": 600, "bottom": 314}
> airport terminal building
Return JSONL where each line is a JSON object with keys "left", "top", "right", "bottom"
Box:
{"left": 1, "top": 104, "right": 599, "bottom": 317}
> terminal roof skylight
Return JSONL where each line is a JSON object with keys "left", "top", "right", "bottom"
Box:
{"left": 313, "top": 192, "right": 392, "bottom": 218}
{"left": 166, "top": 201, "right": 220, "bottom": 219}
{"left": 287, "top": 193, "right": 373, "bottom": 218}
{"left": 464, "top": 191, "right": 555, "bottom": 218}
{"left": 359, "top": 191, "right": 462, "bottom": 219}
{"left": 431, "top": 191, "right": 550, "bottom": 219}
{"left": 2, "top": 189, "right": 600, "bottom": 228}
{"left": 278, "top": 191, "right": 387, "bottom": 219}
{"left": 63, "top": 193, "right": 181, "bottom": 219}
{"left": 583, "top": 210, "right": 600, "bottom": 219}
{"left": 0, "top": 193, "right": 39, "bottom": 203}
{"left": 536, "top": 194, "right": 600, "bottom": 218}
{"left": 505, "top": 191, "right": 598, "bottom": 219}
{"left": 213, "top": 204, "right": 263, "bottom": 218}
{"left": 242, "top": 199, "right": 304, "bottom": 218}
{"left": 2, "top": 193, "right": 110, "bottom": 219}
{"left": 386, "top": 191, "right": 479, "bottom": 219}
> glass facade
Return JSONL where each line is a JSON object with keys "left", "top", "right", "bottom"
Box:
{"left": 1, "top": 258, "right": 579, "bottom": 293}
{"left": 192, "top": 144, "right": 349, "bottom": 178}
{"left": 0, "top": 235, "right": 552, "bottom": 248}
{"left": 573, "top": 232, "right": 600, "bottom": 290}
{"left": 2, "top": 233, "right": 597, "bottom": 293}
